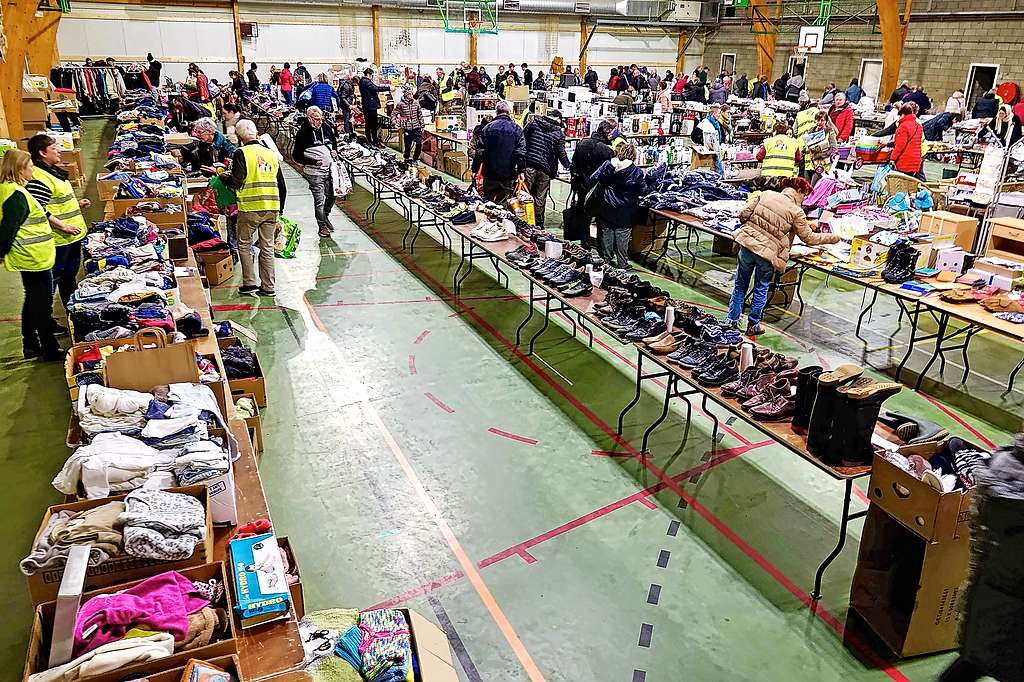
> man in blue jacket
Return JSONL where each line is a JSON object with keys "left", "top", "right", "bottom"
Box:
{"left": 471, "top": 100, "right": 526, "bottom": 203}
{"left": 359, "top": 68, "right": 393, "bottom": 147}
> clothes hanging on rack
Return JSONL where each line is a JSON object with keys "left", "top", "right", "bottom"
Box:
{"left": 50, "top": 65, "right": 130, "bottom": 115}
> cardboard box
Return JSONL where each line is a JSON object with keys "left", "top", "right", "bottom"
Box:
{"left": 505, "top": 85, "right": 529, "bottom": 101}
{"left": 104, "top": 329, "right": 200, "bottom": 392}
{"left": 107, "top": 197, "right": 187, "bottom": 229}
{"left": 62, "top": 337, "right": 142, "bottom": 400}
{"left": 25, "top": 485, "right": 214, "bottom": 606}
{"left": 403, "top": 609, "right": 459, "bottom": 681}
{"left": 230, "top": 533, "right": 291, "bottom": 628}
{"left": 95, "top": 174, "right": 125, "bottom": 201}
{"left": 218, "top": 337, "right": 267, "bottom": 407}
{"left": 867, "top": 447, "right": 974, "bottom": 543}
{"left": 164, "top": 132, "right": 195, "bottom": 146}
{"left": 166, "top": 234, "right": 190, "bottom": 261}
{"left": 277, "top": 536, "right": 304, "bottom": 619}
{"left": 22, "top": 92, "right": 48, "bottom": 123}
{"left": 442, "top": 151, "right": 469, "bottom": 180}
{"left": 198, "top": 248, "right": 234, "bottom": 286}
{"left": 23, "top": 563, "right": 237, "bottom": 682}
{"left": 850, "top": 504, "right": 969, "bottom": 657}
{"left": 60, "top": 149, "right": 84, "bottom": 177}
{"left": 141, "top": 655, "right": 240, "bottom": 682}
{"left": 921, "top": 210, "right": 979, "bottom": 252}
{"left": 974, "top": 256, "right": 1024, "bottom": 279}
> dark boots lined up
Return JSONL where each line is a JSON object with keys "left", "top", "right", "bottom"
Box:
{"left": 792, "top": 364, "right": 903, "bottom": 466}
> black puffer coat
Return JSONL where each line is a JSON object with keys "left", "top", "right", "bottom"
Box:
{"left": 570, "top": 129, "right": 614, "bottom": 192}
{"left": 523, "top": 115, "right": 570, "bottom": 177}
{"left": 959, "top": 433, "right": 1024, "bottom": 682}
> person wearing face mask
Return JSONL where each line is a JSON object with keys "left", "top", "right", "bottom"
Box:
{"left": 392, "top": 87, "right": 426, "bottom": 163}
{"left": 0, "top": 150, "right": 61, "bottom": 360}
{"left": 293, "top": 106, "right": 339, "bottom": 238}
{"left": 25, "top": 134, "right": 88, "bottom": 331}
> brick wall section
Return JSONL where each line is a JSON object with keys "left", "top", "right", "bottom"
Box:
{"left": 704, "top": 17, "right": 1024, "bottom": 109}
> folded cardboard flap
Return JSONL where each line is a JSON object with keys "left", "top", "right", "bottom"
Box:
{"left": 403, "top": 609, "right": 458, "bottom": 681}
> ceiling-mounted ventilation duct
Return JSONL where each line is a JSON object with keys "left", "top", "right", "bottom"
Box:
{"left": 333, "top": 0, "right": 695, "bottom": 22}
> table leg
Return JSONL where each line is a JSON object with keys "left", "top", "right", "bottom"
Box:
{"left": 618, "top": 352, "right": 646, "bottom": 436}
{"left": 894, "top": 300, "right": 921, "bottom": 382}
{"left": 854, "top": 289, "right": 879, "bottom": 343}
{"left": 811, "top": 479, "right": 867, "bottom": 600}
{"left": 456, "top": 245, "right": 476, "bottom": 294}
{"left": 914, "top": 312, "right": 949, "bottom": 391}
{"left": 641, "top": 375, "right": 676, "bottom": 454}
{"left": 527, "top": 295, "right": 552, "bottom": 356}
{"left": 1008, "top": 356, "right": 1024, "bottom": 393}
{"left": 402, "top": 203, "right": 416, "bottom": 250}
{"left": 960, "top": 327, "right": 980, "bottom": 384}
{"left": 514, "top": 280, "right": 538, "bottom": 347}
{"left": 576, "top": 312, "right": 594, "bottom": 348}
{"left": 701, "top": 395, "right": 720, "bottom": 442}
{"left": 452, "top": 235, "right": 468, "bottom": 295}
{"left": 685, "top": 224, "right": 698, "bottom": 266}
{"left": 409, "top": 208, "right": 423, "bottom": 253}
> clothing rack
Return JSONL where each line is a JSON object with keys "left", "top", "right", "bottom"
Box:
{"left": 50, "top": 64, "right": 133, "bottom": 116}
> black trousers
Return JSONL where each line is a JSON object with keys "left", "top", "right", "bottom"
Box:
{"left": 51, "top": 240, "right": 82, "bottom": 313}
{"left": 22, "top": 269, "right": 58, "bottom": 353}
{"left": 403, "top": 128, "right": 423, "bottom": 161}
{"left": 340, "top": 105, "right": 354, "bottom": 135}
{"left": 365, "top": 110, "right": 381, "bottom": 145}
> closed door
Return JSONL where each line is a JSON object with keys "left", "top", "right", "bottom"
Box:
{"left": 859, "top": 59, "right": 882, "bottom": 100}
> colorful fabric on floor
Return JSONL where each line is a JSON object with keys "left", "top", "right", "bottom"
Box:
{"left": 299, "top": 609, "right": 362, "bottom": 682}
{"left": 358, "top": 609, "right": 412, "bottom": 680}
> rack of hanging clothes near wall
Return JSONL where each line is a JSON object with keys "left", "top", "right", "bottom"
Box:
{"left": 49, "top": 63, "right": 152, "bottom": 115}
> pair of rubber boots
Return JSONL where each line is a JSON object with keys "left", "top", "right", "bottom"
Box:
{"left": 791, "top": 364, "right": 902, "bottom": 466}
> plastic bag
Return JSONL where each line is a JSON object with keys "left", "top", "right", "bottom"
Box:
{"left": 508, "top": 176, "right": 536, "bottom": 224}
{"left": 870, "top": 162, "right": 893, "bottom": 195}
{"left": 331, "top": 161, "right": 351, "bottom": 197}
{"left": 274, "top": 217, "right": 300, "bottom": 259}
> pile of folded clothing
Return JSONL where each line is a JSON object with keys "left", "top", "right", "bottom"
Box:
{"left": 27, "top": 570, "right": 229, "bottom": 682}
{"left": 109, "top": 128, "right": 168, "bottom": 159}
{"left": 121, "top": 488, "right": 206, "bottom": 560}
{"left": 688, "top": 198, "right": 749, "bottom": 234}
{"left": 55, "top": 383, "right": 233, "bottom": 499}
{"left": 20, "top": 500, "right": 126, "bottom": 575}
{"left": 222, "top": 344, "right": 258, "bottom": 380}
{"left": 299, "top": 608, "right": 414, "bottom": 682}
{"left": 640, "top": 168, "right": 747, "bottom": 212}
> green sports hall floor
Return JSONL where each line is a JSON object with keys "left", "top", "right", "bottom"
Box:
{"left": 1, "top": 120, "right": 1020, "bottom": 681}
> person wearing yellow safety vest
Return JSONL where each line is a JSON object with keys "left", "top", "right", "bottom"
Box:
{"left": 0, "top": 150, "right": 62, "bottom": 360}
{"left": 756, "top": 121, "right": 803, "bottom": 179}
{"left": 439, "top": 63, "right": 466, "bottom": 112}
{"left": 222, "top": 119, "right": 287, "bottom": 297}
{"left": 26, "top": 134, "right": 89, "bottom": 331}
{"left": 793, "top": 98, "right": 819, "bottom": 142}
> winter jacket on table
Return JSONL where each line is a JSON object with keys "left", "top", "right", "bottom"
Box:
{"left": 358, "top": 77, "right": 391, "bottom": 112}
{"left": 902, "top": 89, "right": 932, "bottom": 113}
{"left": 471, "top": 114, "right": 527, "bottom": 181}
{"left": 734, "top": 189, "right": 840, "bottom": 272}
{"left": 973, "top": 93, "right": 999, "bottom": 119}
{"left": 589, "top": 158, "right": 646, "bottom": 229}
{"left": 828, "top": 102, "right": 855, "bottom": 141}
{"left": 570, "top": 131, "right": 614, "bottom": 192}
{"left": 891, "top": 114, "right": 923, "bottom": 174}
{"left": 523, "top": 115, "right": 570, "bottom": 177}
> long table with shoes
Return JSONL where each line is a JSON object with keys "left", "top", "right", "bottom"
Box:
{"left": 333, "top": 146, "right": 880, "bottom": 600}
{"left": 647, "top": 207, "right": 1024, "bottom": 392}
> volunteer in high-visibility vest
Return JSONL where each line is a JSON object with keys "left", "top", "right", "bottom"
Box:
{"left": 0, "top": 150, "right": 61, "bottom": 360}
{"left": 439, "top": 63, "right": 466, "bottom": 112}
{"left": 222, "top": 119, "right": 286, "bottom": 297}
{"left": 793, "top": 99, "right": 820, "bottom": 141}
{"left": 26, "top": 134, "right": 89, "bottom": 323}
{"left": 756, "top": 121, "right": 803, "bottom": 178}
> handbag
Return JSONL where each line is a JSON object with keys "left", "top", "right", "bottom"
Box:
{"left": 561, "top": 188, "right": 589, "bottom": 241}
{"left": 583, "top": 182, "right": 604, "bottom": 215}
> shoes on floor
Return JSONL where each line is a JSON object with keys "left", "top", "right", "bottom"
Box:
{"left": 256, "top": 288, "right": 276, "bottom": 297}
{"left": 239, "top": 285, "right": 260, "bottom": 295}
{"left": 318, "top": 226, "right": 331, "bottom": 237}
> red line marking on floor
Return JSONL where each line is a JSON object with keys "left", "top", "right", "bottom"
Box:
{"left": 414, "top": 330, "right": 431, "bottom": 345}
{"left": 212, "top": 303, "right": 255, "bottom": 312}
{"left": 449, "top": 308, "right": 473, "bottom": 317}
{"left": 0, "top": 316, "right": 21, "bottom": 323}
{"left": 408, "top": 355, "right": 417, "bottom": 376}
{"left": 918, "top": 391, "right": 997, "bottom": 450}
{"left": 220, "top": 268, "right": 408, "bottom": 288}
{"left": 345, "top": 201, "right": 908, "bottom": 681}
{"left": 425, "top": 392, "right": 455, "bottom": 413}
{"left": 853, "top": 485, "right": 871, "bottom": 505}
{"left": 487, "top": 428, "right": 538, "bottom": 445}
{"left": 638, "top": 497, "right": 658, "bottom": 509}
{"left": 517, "top": 548, "right": 538, "bottom": 563}
{"left": 310, "top": 293, "right": 527, "bottom": 309}
{"left": 368, "top": 570, "right": 466, "bottom": 610}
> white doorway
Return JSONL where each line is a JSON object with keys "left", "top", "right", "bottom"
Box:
{"left": 787, "top": 55, "right": 807, "bottom": 78}
{"left": 966, "top": 63, "right": 1000, "bottom": 111}
{"left": 859, "top": 59, "right": 882, "bottom": 101}
{"left": 720, "top": 52, "right": 736, "bottom": 76}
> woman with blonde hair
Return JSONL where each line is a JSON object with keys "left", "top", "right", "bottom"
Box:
{"left": 0, "top": 150, "right": 61, "bottom": 359}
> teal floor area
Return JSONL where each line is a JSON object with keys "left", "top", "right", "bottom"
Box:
{"left": 0, "top": 120, "right": 1018, "bottom": 680}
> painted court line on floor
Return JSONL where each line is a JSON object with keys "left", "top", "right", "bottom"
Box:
{"left": 408, "top": 355, "right": 417, "bottom": 375}
{"left": 487, "top": 428, "right": 538, "bottom": 445}
{"left": 297, "top": 296, "right": 546, "bottom": 682}
{"left": 414, "top": 329, "right": 431, "bottom": 345}
{"left": 427, "top": 596, "right": 483, "bottom": 682}
{"left": 424, "top": 392, "right": 456, "bottom": 413}
{"left": 343, "top": 188, "right": 910, "bottom": 681}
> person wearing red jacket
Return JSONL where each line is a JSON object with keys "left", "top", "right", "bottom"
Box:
{"left": 828, "top": 92, "right": 854, "bottom": 142}
{"left": 279, "top": 63, "right": 294, "bottom": 104}
{"left": 891, "top": 103, "right": 924, "bottom": 179}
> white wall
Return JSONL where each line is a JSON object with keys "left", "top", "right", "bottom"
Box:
{"left": 57, "top": 1, "right": 685, "bottom": 85}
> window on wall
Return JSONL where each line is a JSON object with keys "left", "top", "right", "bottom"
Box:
{"left": 966, "top": 63, "right": 999, "bottom": 111}
{"left": 859, "top": 59, "right": 882, "bottom": 101}
{"left": 720, "top": 53, "right": 736, "bottom": 75}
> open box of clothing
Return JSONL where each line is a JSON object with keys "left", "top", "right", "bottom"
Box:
{"left": 23, "top": 562, "right": 237, "bottom": 682}
{"left": 24, "top": 485, "right": 214, "bottom": 606}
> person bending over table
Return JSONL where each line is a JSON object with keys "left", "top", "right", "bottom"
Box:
{"left": 726, "top": 176, "right": 840, "bottom": 336}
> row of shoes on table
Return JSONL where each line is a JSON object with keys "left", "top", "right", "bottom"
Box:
{"left": 507, "top": 242, "right": 606, "bottom": 297}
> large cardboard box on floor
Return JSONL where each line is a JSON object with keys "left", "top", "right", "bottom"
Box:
{"left": 24, "top": 485, "right": 214, "bottom": 606}
{"left": 198, "top": 248, "right": 234, "bottom": 286}
{"left": 24, "top": 562, "right": 237, "bottom": 682}
{"left": 402, "top": 609, "right": 459, "bottom": 681}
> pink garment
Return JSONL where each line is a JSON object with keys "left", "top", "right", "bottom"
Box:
{"left": 803, "top": 177, "right": 840, "bottom": 208}
{"left": 74, "top": 571, "right": 209, "bottom": 657}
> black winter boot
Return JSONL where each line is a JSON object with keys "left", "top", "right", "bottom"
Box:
{"left": 828, "top": 383, "right": 903, "bottom": 465}
{"left": 791, "top": 365, "right": 823, "bottom": 434}
{"left": 806, "top": 364, "right": 864, "bottom": 455}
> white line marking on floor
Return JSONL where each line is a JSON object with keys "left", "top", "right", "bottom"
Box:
{"left": 535, "top": 354, "right": 573, "bottom": 386}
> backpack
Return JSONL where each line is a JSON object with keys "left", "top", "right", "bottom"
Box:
{"left": 608, "top": 75, "right": 622, "bottom": 90}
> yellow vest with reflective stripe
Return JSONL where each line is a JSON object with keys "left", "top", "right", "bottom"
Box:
{"left": 440, "top": 72, "right": 458, "bottom": 102}
{"left": 761, "top": 135, "right": 800, "bottom": 177}
{"left": 236, "top": 144, "right": 280, "bottom": 212}
{"left": 1, "top": 183, "right": 55, "bottom": 272}
{"left": 32, "top": 166, "right": 86, "bottom": 246}
{"left": 794, "top": 108, "right": 818, "bottom": 141}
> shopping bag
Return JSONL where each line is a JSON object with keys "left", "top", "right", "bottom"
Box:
{"left": 870, "top": 162, "right": 893, "bottom": 195}
{"left": 331, "top": 161, "right": 351, "bottom": 197}
{"left": 274, "top": 216, "right": 301, "bottom": 259}
{"left": 508, "top": 176, "right": 536, "bottom": 224}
